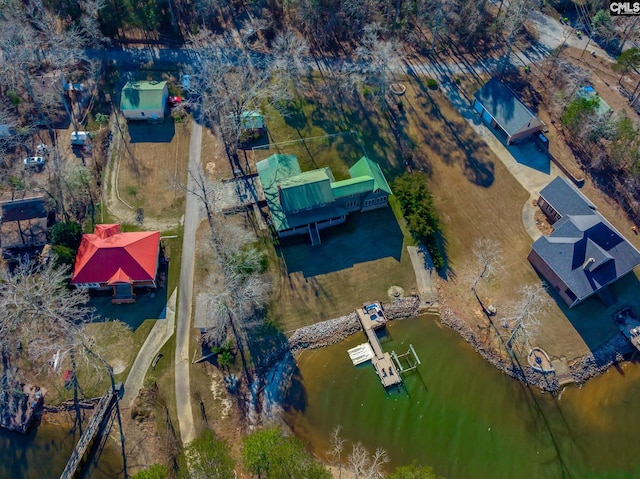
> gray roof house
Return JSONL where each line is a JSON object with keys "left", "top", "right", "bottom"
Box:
{"left": 528, "top": 177, "right": 640, "bottom": 308}
{"left": 473, "top": 78, "right": 545, "bottom": 144}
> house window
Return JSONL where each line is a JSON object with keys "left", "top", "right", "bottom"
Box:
{"left": 141, "top": 112, "right": 145, "bottom": 117}
{"left": 376, "top": 196, "right": 387, "bottom": 203}
{"left": 346, "top": 200, "right": 358, "bottom": 208}
{"left": 364, "top": 199, "right": 376, "bottom": 206}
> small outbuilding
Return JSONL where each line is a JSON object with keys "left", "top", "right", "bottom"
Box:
{"left": 120, "top": 80, "right": 169, "bottom": 121}
{"left": 473, "top": 78, "right": 545, "bottom": 144}
{"left": 528, "top": 177, "right": 640, "bottom": 308}
{"left": 0, "top": 197, "right": 49, "bottom": 259}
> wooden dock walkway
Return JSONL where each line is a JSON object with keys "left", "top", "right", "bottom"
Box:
{"left": 357, "top": 305, "right": 402, "bottom": 388}
{"left": 59, "top": 385, "right": 120, "bottom": 479}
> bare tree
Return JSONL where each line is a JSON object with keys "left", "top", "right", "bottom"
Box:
{"left": 355, "top": 24, "right": 404, "bottom": 106}
{"left": 470, "top": 238, "right": 502, "bottom": 316}
{"left": 270, "top": 30, "right": 310, "bottom": 101}
{"left": 502, "top": 283, "right": 549, "bottom": 352}
{"left": 327, "top": 425, "right": 346, "bottom": 479}
{"left": 470, "top": 239, "right": 502, "bottom": 295}
{"left": 498, "top": 0, "right": 536, "bottom": 74}
{"left": 188, "top": 30, "right": 280, "bottom": 167}
{"left": 348, "top": 442, "right": 370, "bottom": 479}
{"left": 0, "top": 260, "right": 96, "bottom": 365}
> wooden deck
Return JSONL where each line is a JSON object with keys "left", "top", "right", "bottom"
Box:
{"left": 357, "top": 305, "right": 401, "bottom": 388}
{"left": 59, "top": 385, "right": 121, "bottom": 479}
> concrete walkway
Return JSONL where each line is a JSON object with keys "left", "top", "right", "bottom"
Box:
{"left": 123, "top": 288, "right": 177, "bottom": 407}
{"left": 522, "top": 195, "right": 544, "bottom": 242}
{"left": 407, "top": 246, "right": 438, "bottom": 310}
{"left": 174, "top": 119, "right": 202, "bottom": 445}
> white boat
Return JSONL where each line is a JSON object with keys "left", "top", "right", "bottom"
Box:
{"left": 348, "top": 343, "right": 374, "bottom": 365}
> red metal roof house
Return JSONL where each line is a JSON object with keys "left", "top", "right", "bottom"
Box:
{"left": 71, "top": 224, "right": 160, "bottom": 303}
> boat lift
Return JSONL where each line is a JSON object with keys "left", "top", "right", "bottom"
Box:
{"left": 391, "top": 344, "right": 421, "bottom": 374}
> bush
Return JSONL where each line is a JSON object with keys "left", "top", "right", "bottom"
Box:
{"left": 49, "top": 221, "right": 83, "bottom": 250}
{"left": 51, "top": 245, "right": 76, "bottom": 267}
{"left": 426, "top": 78, "right": 438, "bottom": 89}
{"left": 393, "top": 173, "right": 445, "bottom": 269}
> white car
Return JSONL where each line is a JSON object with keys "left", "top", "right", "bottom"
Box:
{"left": 71, "top": 131, "right": 89, "bottom": 146}
{"left": 181, "top": 74, "right": 191, "bottom": 90}
{"left": 23, "top": 156, "right": 45, "bottom": 168}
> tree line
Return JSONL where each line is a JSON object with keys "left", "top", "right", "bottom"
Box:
{"left": 133, "top": 426, "right": 445, "bottom": 479}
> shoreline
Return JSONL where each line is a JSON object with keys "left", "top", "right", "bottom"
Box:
{"left": 281, "top": 294, "right": 636, "bottom": 395}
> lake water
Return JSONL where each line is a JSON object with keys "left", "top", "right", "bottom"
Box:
{"left": 0, "top": 419, "right": 123, "bottom": 478}
{"left": 284, "top": 315, "right": 640, "bottom": 479}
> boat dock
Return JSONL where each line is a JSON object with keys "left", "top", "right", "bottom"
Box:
{"left": 59, "top": 385, "right": 122, "bottom": 479}
{"left": 356, "top": 303, "right": 402, "bottom": 387}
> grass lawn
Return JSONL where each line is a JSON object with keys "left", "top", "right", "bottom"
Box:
{"left": 267, "top": 206, "right": 416, "bottom": 332}
{"left": 117, "top": 118, "right": 189, "bottom": 219}
{"left": 255, "top": 71, "right": 637, "bottom": 361}
{"left": 397, "top": 78, "right": 632, "bottom": 360}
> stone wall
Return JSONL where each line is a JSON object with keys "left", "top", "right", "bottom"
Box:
{"left": 287, "top": 296, "right": 421, "bottom": 351}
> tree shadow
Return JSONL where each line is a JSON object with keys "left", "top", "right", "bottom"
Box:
{"left": 534, "top": 270, "right": 640, "bottom": 358}
{"left": 279, "top": 208, "right": 404, "bottom": 278}
{"left": 404, "top": 61, "right": 495, "bottom": 188}
{"left": 87, "top": 261, "right": 169, "bottom": 331}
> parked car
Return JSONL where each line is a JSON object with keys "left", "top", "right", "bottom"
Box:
{"left": 71, "top": 131, "right": 89, "bottom": 146}
{"left": 23, "top": 156, "right": 45, "bottom": 169}
{"left": 167, "top": 96, "right": 183, "bottom": 106}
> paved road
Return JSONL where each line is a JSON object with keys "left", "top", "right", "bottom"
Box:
{"left": 174, "top": 119, "right": 202, "bottom": 445}
{"left": 123, "top": 288, "right": 177, "bottom": 407}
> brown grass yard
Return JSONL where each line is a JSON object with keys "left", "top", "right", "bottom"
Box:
{"left": 398, "top": 79, "right": 640, "bottom": 361}
{"left": 117, "top": 118, "right": 189, "bottom": 219}
{"left": 267, "top": 205, "right": 417, "bottom": 332}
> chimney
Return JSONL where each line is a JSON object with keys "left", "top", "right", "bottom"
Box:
{"left": 582, "top": 257, "right": 595, "bottom": 271}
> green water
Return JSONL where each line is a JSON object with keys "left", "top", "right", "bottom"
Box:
{"left": 0, "top": 421, "right": 123, "bottom": 478}
{"left": 284, "top": 315, "right": 640, "bottom": 479}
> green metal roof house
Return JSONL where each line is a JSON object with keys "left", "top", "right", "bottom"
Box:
{"left": 120, "top": 80, "right": 169, "bottom": 121}
{"left": 257, "top": 154, "right": 392, "bottom": 245}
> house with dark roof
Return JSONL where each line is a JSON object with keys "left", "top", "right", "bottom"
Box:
{"left": 473, "top": 78, "right": 545, "bottom": 144}
{"left": 120, "top": 81, "right": 168, "bottom": 121}
{"left": 0, "top": 197, "right": 49, "bottom": 259}
{"left": 71, "top": 224, "right": 161, "bottom": 303}
{"left": 257, "top": 154, "right": 392, "bottom": 245}
{"left": 528, "top": 177, "right": 640, "bottom": 308}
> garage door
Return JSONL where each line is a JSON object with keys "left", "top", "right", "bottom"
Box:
{"left": 481, "top": 108, "right": 493, "bottom": 125}
{"left": 473, "top": 99, "right": 483, "bottom": 115}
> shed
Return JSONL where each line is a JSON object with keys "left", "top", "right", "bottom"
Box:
{"left": 0, "top": 197, "right": 48, "bottom": 257}
{"left": 473, "top": 78, "right": 545, "bottom": 144}
{"left": 120, "top": 81, "right": 169, "bottom": 121}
